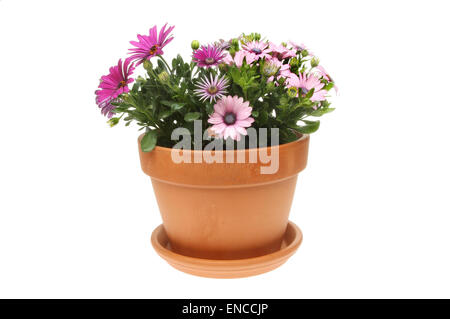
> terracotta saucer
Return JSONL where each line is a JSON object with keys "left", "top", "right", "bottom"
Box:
{"left": 151, "top": 221, "right": 303, "bottom": 278}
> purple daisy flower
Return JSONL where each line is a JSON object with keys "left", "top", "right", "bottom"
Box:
{"left": 128, "top": 23, "right": 175, "bottom": 65}
{"left": 95, "top": 58, "right": 135, "bottom": 118}
{"left": 242, "top": 41, "right": 272, "bottom": 64}
{"left": 194, "top": 74, "right": 229, "bottom": 103}
{"left": 192, "top": 45, "right": 225, "bottom": 68}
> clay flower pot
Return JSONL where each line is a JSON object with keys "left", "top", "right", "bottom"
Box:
{"left": 139, "top": 134, "right": 310, "bottom": 263}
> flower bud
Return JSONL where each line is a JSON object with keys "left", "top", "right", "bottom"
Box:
{"left": 191, "top": 40, "right": 200, "bottom": 50}
{"left": 262, "top": 62, "right": 278, "bottom": 77}
{"left": 301, "top": 49, "right": 308, "bottom": 57}
{"left": 231, "top": 38, "right": 239, "bottom": 49}
{"left": 289, "top": 57, "right": 299, "bottom": 67}
{"left": 254, "top": 33, "right": 261, "bottom": 41}
{"left": 158, "top": 71, "right": 170, "bottom": 82}
{"left": 287, "top": 87, "right": 298, "bottom": 98}
{"left": 143, "top": 59, "right": 153, "bottom": 72}
{"left": 281, "top": 42, "right": 287, "bottom": 47}
{"left": 228, "top": 47, "right": 236, "bottom": 57}
{"left": 311, "top": 57, "right": 320, "bottom": 68}
{"left": 107, "top": 117, "right": 119, "bottom": 127}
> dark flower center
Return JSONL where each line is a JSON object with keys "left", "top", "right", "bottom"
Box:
{"left": 252, "top": 48, "right": 262, "bottom": 54}
{"left": 207, "top": 86, "right": 218, "bottom": 94}
{"left": 149, "top": 45, "right": 159, "bottom": 55}
{"left": 224, "top": 112, "right": 236, "bottom": 125}
{"left": 118, "top": 80, "right": 126, "bottom": 88}
{"left": 204, "top": 57, "right": 216, "bottom": 65}
{"left": 300, "top": 87, "right": 309, "bottom": 96}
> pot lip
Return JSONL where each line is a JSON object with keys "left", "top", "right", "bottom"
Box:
{"left": 138, "top": 132, "right": 309, "bottom": 154}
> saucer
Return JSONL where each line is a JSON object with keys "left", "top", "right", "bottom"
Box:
{"left": 151, "top": 221, "right": 303, "bottom": 278}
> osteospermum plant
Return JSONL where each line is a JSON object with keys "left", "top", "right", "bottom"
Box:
{"left": 95, "top": 24, "right": 336, "bottom": 152}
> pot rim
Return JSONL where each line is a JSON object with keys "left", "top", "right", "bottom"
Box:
{"left": 138, "top": 132, "right": 308, "bottom": 154}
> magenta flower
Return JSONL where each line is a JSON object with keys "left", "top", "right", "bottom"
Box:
{"left": 194, "top": 74, "right": 229, "bottom": 103}
{"left": 128, "top": 23, "right": 175, "bottom": 65}
{"left": 287, "top": 73, "right": 327, "bottom": 102}
{"left": 208, "top": 96, "right": 254, "bottom": 141}
{"left": 269, "top": 42, "right": 296, "bottom": 60}
{"left": 95, "top": 59, "right": 135, "bottom": 118}
{"left": 192, "top": 45, "right": 226, "bottom": 68}
{"left": 242, "top": 41, "right": 272, "bottom": 64}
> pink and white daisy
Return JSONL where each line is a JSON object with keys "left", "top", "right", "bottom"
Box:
{"left": 214, "top": 39, "right": 232, "bottom": 50}
{"left": 128, "top": 23, "right": 175, "bottom": 65}
{"left": 242, "top": 41, "right": 272, "bottom": 64}
{"left": 288, "top": 40, "right": 309, "bottom": 52}
{"left": 95, "top": 58, "right": 135, "bottom": 118}
{"left": 315, "top": 65, "right": 338, "bottom": 92}
{"left": 223, "top": 50, "right": 247, "bottom": 68}
{"left": 208, "top": 96, "right": 254, "bottom": 141}
{"left": 194, "top": 74, "right": 229, "bottom": 103}
{"left": 286, "top": 73, "right": 327, "bottom": 102}
{"left": 269, "top": 42, "right": 296, "bottom": 60}
{"left": 315, "top": 65, "right": 330, "bottom": 80}
{"left": 193, "top": 45, "right": 226, "bottom": 68}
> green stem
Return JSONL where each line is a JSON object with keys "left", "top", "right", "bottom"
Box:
{"left": 157, "top": 55, "right": 172, "bottom": 74}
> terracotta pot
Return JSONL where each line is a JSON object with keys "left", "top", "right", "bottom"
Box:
{"left": 138, "top": 134, "right": 309, "bottom": 259}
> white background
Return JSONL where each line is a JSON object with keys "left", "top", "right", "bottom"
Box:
{"left": 0, "top": 0, "right": 449, "bottom": 298}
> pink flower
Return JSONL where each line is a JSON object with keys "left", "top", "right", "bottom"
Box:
{"left": 316, "top": 65, "right": 338, "bottom": 92}
{"left": 194, "top": 74, "right": 229, "bottom": 103}
{"left": 286, "top": 73, "right": 327, "bottom": 102}
{"left": 208, "top": 96, "right": 254, "bottom": 141}
{"left": 223, "top": 50, "right": 247, "bottom": 68}
{"left": 193, "top": 45, "right": 226, "bottom": 68}
{"left": 95, "top": 59, "right": 135, "bottom": 118}
{"left": 289, "top": 41, "right": 315, "bottom": 56}
{"left": 242, "top": 41, "right": 272, "bottom": 64}
{"left": 128, "top": 23, "right": 175, "bottom": 65}
{"left": 269, "top": 42, "right": 296, "bottom": 60}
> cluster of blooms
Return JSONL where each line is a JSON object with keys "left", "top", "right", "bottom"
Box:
{"left": 95, "top": 24, "right": 336, "bottom": 142}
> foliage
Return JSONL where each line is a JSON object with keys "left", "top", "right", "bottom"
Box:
{"left": 97, "top": 31, "right": 337, "bottom": 151}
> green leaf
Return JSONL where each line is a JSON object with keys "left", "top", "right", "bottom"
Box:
{"left": 324, "top": 82, "right": 335, "bottom": 91}
{"left": 141, "top": 130, "right": 157, "bottom": 152}
{"left": 310, "top": 108, "right": 335, "bottom": 117}
{"left": 251, "top": 110, "right": 259, "bottom": 117}
{"left": 184, "top": 112, "right": 201, "bottom": 122}
{"left": 305, "top": 88, "right": 315, "bottom": 99}
{"left": 159, "top": 109, "right": 173, "bottom": 119}
{"left": 259, "top": 110, "right": 268, "bottom": 124}
{"left": 160, "top": 100, "right": 185, "bottom": 111}
{"left": 292, "top": 120, "right": 320, "bottom": 134}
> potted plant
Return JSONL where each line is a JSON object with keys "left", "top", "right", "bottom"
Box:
{"left": 95, "top": 24, "right": 336, "bottom": 278}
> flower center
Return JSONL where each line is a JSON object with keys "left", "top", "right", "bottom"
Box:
{"left": 207, "top": 86, "right": 218, "bottom": 94}
{"left": 118, "top": 80, "right": 126, "bottom": 88}
{"left": 204, "top": 57, "right": 216, "bottom": 65}
{"left": 300, "top": 87, "right": 309, "bottom": 96}
{"left": 252, "top": 48, "right": 262, "bottom": 54}
{"left": 149, "top": 45, "right": 159, "bottom": 55}
{"left": 224, "top": 112, "right": 236, "bottom": 125}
